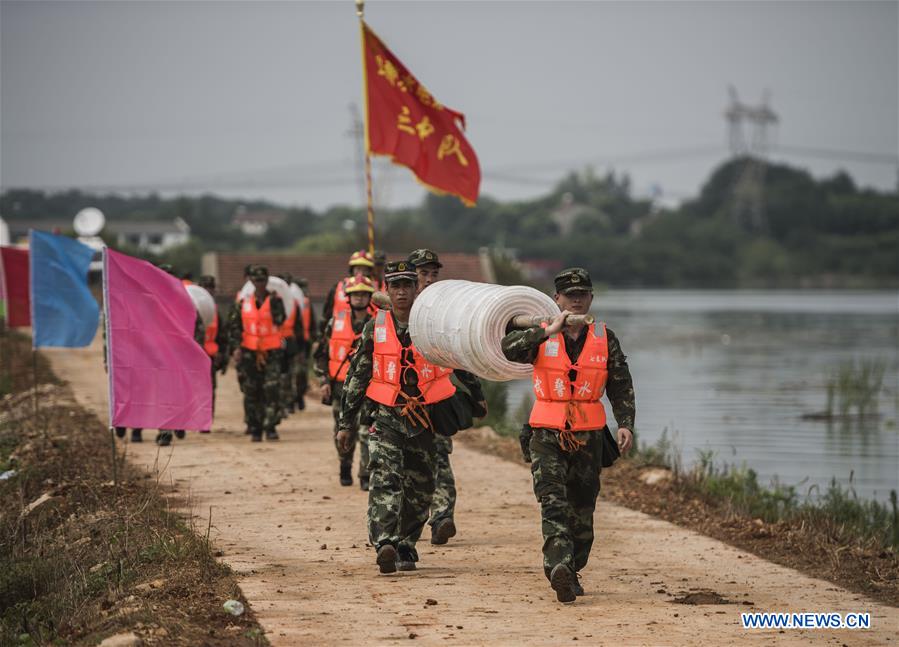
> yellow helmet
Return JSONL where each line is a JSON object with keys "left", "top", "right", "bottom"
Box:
{"left": 348, "top": 250, "right": 375, "bottom": 268}
{"left": 344, "top": 275, "right": 375, "bottom": 294}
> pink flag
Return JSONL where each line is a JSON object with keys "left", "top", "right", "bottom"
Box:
{"left": 104, "top": 248, "right": 212, "bottom": 430}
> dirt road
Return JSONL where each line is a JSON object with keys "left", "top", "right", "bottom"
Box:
{"left": 45, "top": 342, "right": 897, "bottom": 645}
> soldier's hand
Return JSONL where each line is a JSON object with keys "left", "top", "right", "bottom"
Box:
{"left": 617, "top": 427, "right": 633, "bottom": 455}
{"left": 544, "top": 310, "right": 571, "bottom": 337}
{"left": 232, "top": 349, "right": 242, "bottom": 364}
{"left": 320, "top": 383, "right": 332, "bottom": 405}
{"left": 519, "top": 426, "right": 533, "bottom": 463}
{"left": 477, "top": 400, "right": 488, "bottom": 418}
{"left": 336, "top": 429, "right": 353, "bottom": 453}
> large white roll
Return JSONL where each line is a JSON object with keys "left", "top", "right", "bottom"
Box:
{"left": 289, "top": 282, "right": 305, "bottom": 314}
{"left": 239, "top": 276, "right": 295, "bottom": 315}
{"left": 409, "top": 280, "right": 558, "bottom": 381}
{"left": 185, "top": 285, "right": 216, "bottom": 327}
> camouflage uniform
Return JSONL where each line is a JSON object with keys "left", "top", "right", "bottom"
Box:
{"left": 314, "top": 311, "right": 372, "bottom": 481}
{"left": 295, "top": 278, "right": 317, "bottom": 409}
{"left": 406, "top": 248, "right": 486, "bottom": 539}
{"left": 227, "top": 268, "right": 287, "bottom": 439}
{"left": 501, "top": 268, "right": 635, "bottom": 582}
{"left": 341, "top": 300, "right": 468, "bottom": 565}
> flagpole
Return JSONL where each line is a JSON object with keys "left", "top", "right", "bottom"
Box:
{"left": 356, "top": 0, "right": 376, "bottom": 255}
{"left": 102, "top": 246, "right": 118, "bottom": 488}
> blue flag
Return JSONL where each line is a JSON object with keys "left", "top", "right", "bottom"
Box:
{"left": 30, "top": 230, "right": 100, "bottom": 348}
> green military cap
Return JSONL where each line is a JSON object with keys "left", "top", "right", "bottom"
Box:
{"left": 250, "top": 265, "right": 269, "bottom": 281}
{"left": 243, "top": 264, "right": 254, "bottom": 277}
{"left": 296, "top": 277, "right": 309, "bottom": 288}
{"left": 384, "top": 260, "right": 418, "bottom": 284}
{"left": 158, "top": 263, "right": 175, "bottom": 275}
{"left": 198, "top": 275, "right": 216, "bottom": 290}
{"left": 373, "top": 249, "right": 387, "bottom": 265}
{"left": 554, "top": 267, "right": 593, "bottom": 294}
{"left": 407, "top": 248, "right": 442, "bottom": 268}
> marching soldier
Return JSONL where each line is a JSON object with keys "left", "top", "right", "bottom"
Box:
{"left": 295, "top": 277, "right": 316, "bottom": 411}
{"left": 227, "top": 265, "right": 286, "bottom": 442}
{"left": 197, "top": 275, "right": 229, "bottom": 434}
{"left": 277, "top": 272, "right": 305, "bottom": 416}
{"left": 338, "top": 260, "right": 467, "bottom": 573}
{"left": 320, "top": 250, "right": 374, "bottom": 336}
{"left": 314, "top": 275, "right": 376, "bottom": 488}
{"left": 501, "top": 268, "right": 635, "bottom": 603}
{"left": 407, "top": 248, "right": 487, "bottom": 546}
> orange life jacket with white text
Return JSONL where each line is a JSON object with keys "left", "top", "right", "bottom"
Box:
{"left": 240, "top": 295, "right": 282, "bottom": 351}
{"left": 365, "top": 310, "right": 455, "bottom": 406}
{"left": 328, "top": 310, "right": 367, "bottom": 382}
{"left": 529, "top": 322, "right": 609, "bottom": 432}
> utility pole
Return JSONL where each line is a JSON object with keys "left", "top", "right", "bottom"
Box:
{"left": 725, "top": 86, "right": 778, "bottom": 231}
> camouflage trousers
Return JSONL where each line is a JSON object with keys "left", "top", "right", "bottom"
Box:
{"left": 368, "top": 426, "right": 436, "bottom": 563}
{"left": 530, "top": 427, "right": 602, "bottom": 579}
{"left": 295, "top": 348, "right": 310, "bottom": 403}
{"left": 330, "top": 381, "right": 370, "bottom": 478}
{"left": 280, "top": 346, "right": 299, "bottom": 414}
{"left": 238, "top": 349, "right": 284, "bottom": 434}
{"left": 428, "top": 435, "right": 455, "bottom": 527}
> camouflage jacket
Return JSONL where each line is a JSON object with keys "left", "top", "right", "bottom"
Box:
{"left": 338, "top": 312, "right": 484, "bottom": 438}
{"left": 501, "top": 324, "right": 635, "bottom": 431}
{"left": 225, "top": 292, "right": 287, "bottom": 353}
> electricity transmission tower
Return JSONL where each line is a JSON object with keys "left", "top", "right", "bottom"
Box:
{"left": 725, "top": 86, "right": 778, "bottom": 231}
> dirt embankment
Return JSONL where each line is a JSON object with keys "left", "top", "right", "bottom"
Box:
{"left": 0, "top": 332, "right": 267, "bottom": 646}
{"left": 39, "top": 338, "right": 899, "bottom": 645}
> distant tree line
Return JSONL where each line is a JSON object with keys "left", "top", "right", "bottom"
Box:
{"left": 2, "top": 158, "right": 896, "bottom": 288}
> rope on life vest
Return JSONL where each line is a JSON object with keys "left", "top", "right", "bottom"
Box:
{"left": 398, "top": 393, "right": 433, "bottom": 431}
{"left": 558, "top": 401, "right": 589, "bottom": 452}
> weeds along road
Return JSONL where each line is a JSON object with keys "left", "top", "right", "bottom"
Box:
{"left": 45, "top": 340, "right": 897, "bottom": 646}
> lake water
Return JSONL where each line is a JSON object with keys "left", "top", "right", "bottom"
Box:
{"left": 506, "top": 290, "right": 899, "bottom": 503}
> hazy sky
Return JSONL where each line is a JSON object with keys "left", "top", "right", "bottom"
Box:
{"left": 1, "top": 0, "right": 897, "bottom": 212}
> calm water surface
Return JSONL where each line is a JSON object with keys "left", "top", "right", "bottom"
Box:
{"left": 507, "top": 290, "right": 899, "bottom": 503}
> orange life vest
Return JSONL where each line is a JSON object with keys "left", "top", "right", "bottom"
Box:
{"left": 301, "top": 295, "right": 312, "bottom": 341}
{"left": 240, "top": 295, "right": 282, "bottom": 351}
{"left": 529, "top": 322, "right": 609, "bottom": 432}
{"left": 281, "top": 302, "right": 297, "bottom": 340}
{"left": 366, "top": 310, "right": 456, "bottom": 406}
{"left": 204, "top": 311, "right": 219, "bottom": 357}
{"left": 328, "top": 310, "right": 366, "bottom": 382}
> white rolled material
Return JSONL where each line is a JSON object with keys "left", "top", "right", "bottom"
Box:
{"left": 185, "top": 285, "right": 216, "bottom": 327}
{"left": 289, "top": 282, "right": 305, "bottom": 314}
{"left": 409, "top": 280, "right": 558, "bottom": 381}
{"left": 239, "top": 277, "right": 295, "bottom": 315}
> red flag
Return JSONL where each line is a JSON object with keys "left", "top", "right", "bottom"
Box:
{"left": 361, "top": 21, "right": 480, "bottom": 206}
{"left": 0, "top": 246, "right": 30, "bottom": 327}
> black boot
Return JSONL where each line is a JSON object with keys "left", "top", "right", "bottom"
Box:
{"left": 430, "top": 518, "right": 457, "bottom": 545}
{"left": 550, "top": 564, "right": 577, "bottom": 603}
{"left": 174, "top": 430, "right": 185, "bottom": 439}
{"left": 115, "top": 427, "right": 126, "bottom": 439}
{"left": 155, "top": 430, "right": 172, "bottom": 447}
{"left": 297, "top": 396, "right": 305, "bottom": 411}
{"left": 265, "top": 428, "right": 279, "bottom": 441}
{"left": 376, "top": 544, "right": 397, "bottom": 574}
{"left": 130, "top": 429, "right": 143, "bottom": 443}
{"left": 339, "top": 462, "right": 352, "bottom": 486}
{"left": 359, "top": 476, "right": 370, "bottom": 491}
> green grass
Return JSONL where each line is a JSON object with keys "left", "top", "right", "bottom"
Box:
{"left": 826, "top": 358, "right": 886, "bottom": 419}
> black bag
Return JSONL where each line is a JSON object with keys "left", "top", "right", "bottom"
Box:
{"left": 600, "top": 427, "right": 621, "bottom": 468}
